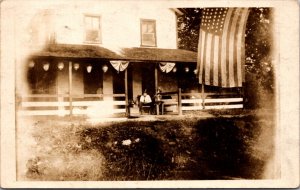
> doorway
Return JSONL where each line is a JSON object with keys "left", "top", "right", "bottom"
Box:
{"left": 141, "top": 63, "right": 155, "bottom": 97}
{"left": 127, "top": 62, "right": 155, "bottom": 102}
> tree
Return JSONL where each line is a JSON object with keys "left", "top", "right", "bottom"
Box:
{"left": 244, "top": 8, "right": 274, "bottom": 108}
{"left": 177, "top": 8, "right": 202, "bottom": 52}
{"left": 177, "top": 8, "right": 274, "bottom": 109}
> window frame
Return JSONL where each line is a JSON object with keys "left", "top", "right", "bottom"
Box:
{"left": 140, "top": 19, "right": 157, "bottom": 47}
{"left": 84, "top": 14, "right": 102, "bottom": 44}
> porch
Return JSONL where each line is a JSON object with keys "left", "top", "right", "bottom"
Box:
{"left": 18, "top": 44, "right": 244, "bottom": 117}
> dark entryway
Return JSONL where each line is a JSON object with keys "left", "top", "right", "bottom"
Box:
{"left": 127, "top": 62, "right": 155, "bottom": 102}
{"left": 112, "top": 69, "right": 125, "bottom": 94}
{"left": 141, "top": 63, "right": 155, "bottom": 97}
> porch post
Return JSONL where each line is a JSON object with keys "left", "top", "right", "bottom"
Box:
{"left": 125, "top": 68, "right": 129, "bottom": 117}
{"left": 155, "top": 63, "right": 158, "bottom": 92}
{"left": 241, "top": 86, "right": 245, "bottom": 109}
{"left": 201, "top": 83, "right": 205, "bottom": 109}
{"left": 178, "top": 88, "right": 182, "bottom": 115}
{"left": 68, "top": 61, "right": 73, "bottom": 115}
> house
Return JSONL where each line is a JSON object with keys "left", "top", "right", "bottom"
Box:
{"left": 16, "top": 1, "right": 243, "bottom": 117}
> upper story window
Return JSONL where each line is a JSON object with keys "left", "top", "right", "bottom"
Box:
{"left": 140, "top": 19, "right": 156, "bottom": 47}
{"left": 84, "top": 15, "right": 101, "bottom": 43}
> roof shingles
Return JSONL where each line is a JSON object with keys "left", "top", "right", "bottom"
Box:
{"left": 33, "top": 44, "right": 197, "bottom": 63}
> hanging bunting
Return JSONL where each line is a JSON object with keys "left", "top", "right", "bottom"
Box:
{"left": 159, "top": 62, "right": 176, "bottom": 73}
{"left": 110, "top": 61, "right": 129, "bottom": 72}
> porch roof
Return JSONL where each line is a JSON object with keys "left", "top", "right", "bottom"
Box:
{"left": 32, "top": 44, "right": 197, "bottom": 63}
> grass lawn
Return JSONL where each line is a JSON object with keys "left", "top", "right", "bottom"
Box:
{"left": 17, "top": 109, "right": 275, "bottom": 180}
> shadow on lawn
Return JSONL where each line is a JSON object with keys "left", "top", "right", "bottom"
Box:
{"left": 78, "top": 115, "right": 271, "bottom": 180}
{"left": 189, "top": 117, "right": 265, "bottom": 179}
{"left": 80, "top": 124, "right": 173, "bottom": 180}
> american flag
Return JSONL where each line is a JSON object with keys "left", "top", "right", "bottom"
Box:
{"left": 197, "top": 8, "right": 249, "bottom": 87}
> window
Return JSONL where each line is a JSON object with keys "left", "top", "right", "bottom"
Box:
{"left": 84, "top": 15, "right": 101, "bottom": 43}
{"left": 140, "top": 19, "right": 156, "bottom": 47}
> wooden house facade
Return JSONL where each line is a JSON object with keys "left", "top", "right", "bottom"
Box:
{"left": 16, "top": 1, "right": 243, "bottom": 117}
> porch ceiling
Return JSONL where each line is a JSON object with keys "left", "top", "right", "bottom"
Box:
{"left": 32, "top": 44, "right": 197, "bottom": 63}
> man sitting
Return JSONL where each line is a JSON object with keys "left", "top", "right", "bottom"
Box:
{"left": 139, "top": 91, "right": 152, "bottom": 114}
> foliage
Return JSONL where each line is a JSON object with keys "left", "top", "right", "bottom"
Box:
{"left": 177, "top": 8, "right": 202, "bottom": 52}
{"left": 244, "top": 8, "right": 274, "bottom": 108}
{"left": 177, "top": 8, "right": 274, "bottom": 109}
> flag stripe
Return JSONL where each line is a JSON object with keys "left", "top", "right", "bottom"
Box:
{"left": 225, "top": 8, "right": 235, "bottom": 87}
{"left": 221, "top": 8, "right": 233, "bottom": 87}
{"left": 213, "top": 35, "right": 219, "bottom": 86}
{"left": 228, "top": 9, "right": 236, "bottom": 87}
{"left": 241, "top": 9, "right": 249, "bottom": 83}
{"left": 205, "top": 33, "right": 212, "bottom": 85}
{"left": 200, "top": 29, "right": 206, "bottom": 83}
{"left": 217, "top": 35, "right": 222, "bottom": 86}
{"left": 210, "top": 35, "right": 215, "bottom": 85}
{"left": 233, "top": 9, "right": 242, "bottom": 86}
{"left": 237, "top": 8, "right": 249, "bottom": 86}
{"left": 196, "top": 29, "right": 202, "bottom": 73}
{"left": 197, "top": 29, "right": 203, "bottom": 83}
{"left": 202, "top": 30, "right": 207, "bottom": 83}
{"left": 232, "top": 8, "right": 242, "bottom": 87}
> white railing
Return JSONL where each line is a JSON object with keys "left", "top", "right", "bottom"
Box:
{"left": 17, "top": 91, "right": 243, "bottom": 117}
{"left": 17, "top": 94, "right": 126, "bottom": 116}
{"left": 181, "top": 92, "right": 243, "bottom": 111}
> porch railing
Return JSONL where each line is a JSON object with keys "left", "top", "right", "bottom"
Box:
{"left": 17, "top": 94, "right": 126, "bottom": 116}
{"left": 17, "top": 90, "right": 243, "bottom": 117}
{"left": 181, "top": 92, "right": 243, "bottom": 111}
{"left": 159, "top": 89, "right": 243, "bottom": 114}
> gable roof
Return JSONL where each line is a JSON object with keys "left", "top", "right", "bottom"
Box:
{"left": 32, "top": 44, "right": 197, "bottom": 63}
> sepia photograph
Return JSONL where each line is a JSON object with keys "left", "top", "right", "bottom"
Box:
{"left": 0, "top": 0, "right": 299, "bottom": 188}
